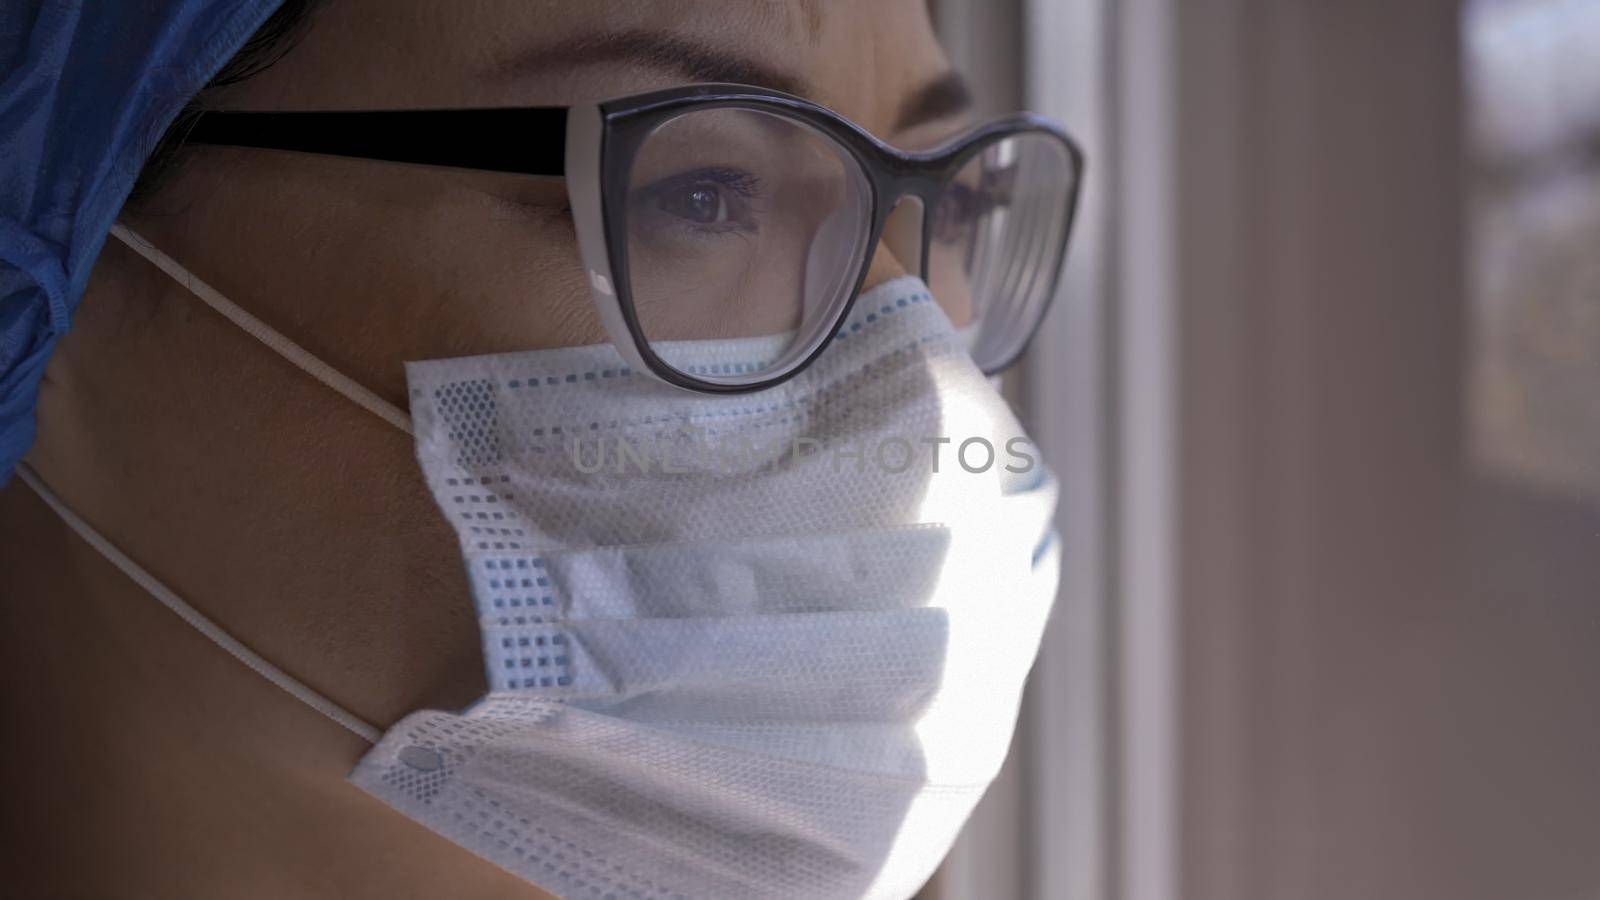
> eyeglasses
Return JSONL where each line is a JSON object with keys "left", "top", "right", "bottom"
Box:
{"left": 185, "top": 83, "right": 1085, "bottom": 393}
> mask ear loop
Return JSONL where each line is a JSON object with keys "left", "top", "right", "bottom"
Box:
{"left": 12, "top": 223, "right": 423, "bottom": 745}
{"left": 15, "top": 462, "right": 382, "bottom": 744}
{"left": 107, "top": 224, "right": 413, "bottom": 436}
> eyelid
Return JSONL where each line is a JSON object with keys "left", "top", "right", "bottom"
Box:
{"left": 635, "top": 114, "right": 792, "bottom": 166}
{"left": 635, "top": 167, "right": 765, "bottom": 201}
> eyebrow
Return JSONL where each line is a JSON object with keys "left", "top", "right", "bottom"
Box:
{"left": 894, "top": 70, "right": 975, "bottom": 132}
{"left": 491, "top": 30, "right": 808, "bottom": 98}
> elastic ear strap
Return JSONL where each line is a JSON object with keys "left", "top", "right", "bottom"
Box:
{"left": 15, "top": 463, "right": 382, "bottom": 744}
{"left": 107, "top": 224, "right": 414, "bottom": 435}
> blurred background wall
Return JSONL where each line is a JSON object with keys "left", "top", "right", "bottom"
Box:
{"left": 925, "top": 1, "right": 1600, "bottom": 898}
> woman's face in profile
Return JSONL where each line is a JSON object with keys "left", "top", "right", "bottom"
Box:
{"left": 3, "top": 7, "right": 1040, "bottom": 896}
{"left": 130, "top": 0, "right": 973, "bottom": 406}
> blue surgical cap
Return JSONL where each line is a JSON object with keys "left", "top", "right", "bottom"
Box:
{"left": 0, "top": 0, "right": 285, "bottom": 483}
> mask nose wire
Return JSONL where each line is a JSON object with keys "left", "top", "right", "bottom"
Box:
{"left": 107, "top": 224, "right": 414, "bottom": 436}
{"left": 14, "top": 462, "right": 383, "bottom": 744}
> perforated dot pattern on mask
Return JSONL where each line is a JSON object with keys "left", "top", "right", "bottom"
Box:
{"left": 434, "top": 378, "right": 501, "bottom": 468}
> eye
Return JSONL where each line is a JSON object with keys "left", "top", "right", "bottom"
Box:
{"left": 632, "top": 167, "right": 765, "bottom": 235}
{"left": 659, "top": 182, "right": 732, "bottom": 225}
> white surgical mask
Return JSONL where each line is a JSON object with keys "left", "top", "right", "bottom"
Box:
{"left": 27, "top": 227, "right": 1060, "bottom": 900}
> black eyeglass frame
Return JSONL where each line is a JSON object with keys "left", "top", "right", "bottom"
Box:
{"left": 184, "top": 82, "right": 1086, "bottom": 394}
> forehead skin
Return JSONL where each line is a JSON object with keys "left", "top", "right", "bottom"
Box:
{"left": 224, "top": 0, "right": 947, "bottom": 132}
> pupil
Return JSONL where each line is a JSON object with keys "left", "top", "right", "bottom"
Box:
{"left": 685, "top": 186, "right": 719, "bottom": 223}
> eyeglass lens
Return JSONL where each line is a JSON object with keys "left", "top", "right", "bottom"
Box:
{"left": 926, "top": 132, "right": 1077, "bottom": 372}
{"left": 624, "top": 107, "right": 872, "bottom": 384}
{"left": 621, "top": 107, "right": 1076, "bottom": 385}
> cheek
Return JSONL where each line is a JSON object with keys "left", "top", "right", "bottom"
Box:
{"left": 415, "top": 200, "right": 604, "bottom": 358}
{"left": 315, "top": 166, "right": 608, "bottom": 360}
{"left": 925, "top": 250, "right": 974, "bottom": 329}
{"left": 134, "top": 153, "right": 604, "bottom": 404}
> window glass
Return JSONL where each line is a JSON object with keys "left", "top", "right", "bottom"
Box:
{"left": 1466, "top": 0, "right": 1600, "bottom": 499}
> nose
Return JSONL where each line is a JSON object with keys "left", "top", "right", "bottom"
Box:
{"left": 861, "top": 197, "right": 925, "bottom": 291}
{"left": 861, "top": 238, "right": 910, "bottom": 292}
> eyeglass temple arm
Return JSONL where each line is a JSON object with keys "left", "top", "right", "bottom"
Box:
{"left": 182, "top": 108, "right": 568, "bottom": 176}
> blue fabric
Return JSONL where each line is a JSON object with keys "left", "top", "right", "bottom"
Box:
{"left": 0, "top": 0, "right": 285, "bottom": 483}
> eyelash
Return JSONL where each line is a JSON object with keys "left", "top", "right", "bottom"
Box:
{"left": 684, "top": 167, "right": 764, "bottom": 197}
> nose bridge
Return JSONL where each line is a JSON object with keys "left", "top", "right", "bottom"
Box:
{"left": 862, "top": 144, "right": 948, "bottom": 280}
{"left": 880, "top": 169, "right": 944, "bottom": 211}
{"left": 879, "top": 190, "right": 931, "bottom": 281}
